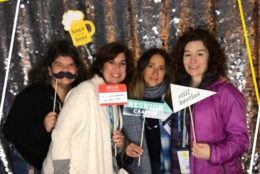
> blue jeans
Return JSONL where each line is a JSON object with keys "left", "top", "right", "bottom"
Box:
{"left": 10, "top": 144, "right": 41, "bottom": 174}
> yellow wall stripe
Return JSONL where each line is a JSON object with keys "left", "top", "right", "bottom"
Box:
{"left": 238, "top": 1, "right": 260, "bottom": 173}
{"left": 238, "top": 0, "right": 260, "bottom": 105}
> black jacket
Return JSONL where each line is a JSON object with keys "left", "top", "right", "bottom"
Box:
{"left": 3, "top": 83, "right": 60, "bottom": 169}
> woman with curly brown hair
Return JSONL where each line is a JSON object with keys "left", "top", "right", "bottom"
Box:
{"left": 171, "top": 28, "right": 249, "bottom": 174}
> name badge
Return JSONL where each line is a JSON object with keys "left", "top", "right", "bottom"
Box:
{"left": 177, "top": 150, "right": 190, "bottom": 174}
{"left": 98, "top": 84, "right": 127, "bottom": 106}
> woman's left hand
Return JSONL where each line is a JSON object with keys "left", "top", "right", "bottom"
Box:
{"left": 112, "top": 130, "right": 124, "bottom": 148}
{"left": 192, "top": 141, "right": 211, "bottom": 160}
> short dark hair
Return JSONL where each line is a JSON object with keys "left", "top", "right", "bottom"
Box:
{"left": 90, "top": 42, "right": 135, "bottom": 83}
{"left": 29, "top": 39, "right": 89, "bottom": 86}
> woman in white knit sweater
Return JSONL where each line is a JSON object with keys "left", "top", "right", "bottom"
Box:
{"left": 43, "top": 42, "right": 135, "bottom": 174}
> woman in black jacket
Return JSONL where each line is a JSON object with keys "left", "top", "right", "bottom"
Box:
{"left": 3, "top": 39, "right": 88, "bottom": 173}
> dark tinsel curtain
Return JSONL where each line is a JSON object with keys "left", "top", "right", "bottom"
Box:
{"left": 0, "top": 0, "right": 258, "bottom": 173}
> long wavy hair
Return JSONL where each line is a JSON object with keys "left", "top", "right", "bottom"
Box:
{"left": 171, "top": 27, "right": 227, "bottom": 86}
{"left": 128, "top": 48, "right": 173, "bottom": 107}
{"left": 29, "top": 39, "right": 89, "bottom": 87}
{"left": 90, "top": 42, "right": 135, "bottom": 84}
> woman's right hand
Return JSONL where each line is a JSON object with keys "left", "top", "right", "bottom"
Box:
{"left": 126, "top": 143, "right": 143, "bottom": 158}
{"left": 43, "top": 112, "right": 57, "bottom": 132}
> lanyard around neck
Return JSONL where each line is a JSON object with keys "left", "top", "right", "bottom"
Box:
{"left": 108, "top": 106, "right": 114, "bottom": 132}
{"left": 108, "top": 106, "right": 122, "bottom": 132}
{"left": 177, "top": 108, "right": 189, "bottom": 148}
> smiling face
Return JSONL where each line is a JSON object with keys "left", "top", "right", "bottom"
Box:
{"left": 48, "top": 56, "right": 78, "bottom": 88}
{"left": 102, "top": 52, "right": 127, "bottom": 84}
{"left": 144, "top": 54, "right": 166, "bottom": 87}
{"left": 183, "top": 40, "right": 209, "bottom": 87}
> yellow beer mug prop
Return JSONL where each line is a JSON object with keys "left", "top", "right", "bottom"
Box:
{"left": 69, "top": 20, "right": 95, "bottom": 47}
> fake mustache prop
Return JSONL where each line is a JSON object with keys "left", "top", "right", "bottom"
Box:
{"left": 53, "top": 71, "right": 77, "bottom": 79}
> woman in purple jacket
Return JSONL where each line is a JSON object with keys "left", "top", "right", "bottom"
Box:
{"left": 171, "top": 27, "right": 249, "bottom": 174}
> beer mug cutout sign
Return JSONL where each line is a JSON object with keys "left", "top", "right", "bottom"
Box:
{"left": 69, "top": 20, "right": 95, "bottom": 47}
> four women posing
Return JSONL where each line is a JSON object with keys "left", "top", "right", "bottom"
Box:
{"left": 4, "top": 27, "right": 249, "bottom": 174}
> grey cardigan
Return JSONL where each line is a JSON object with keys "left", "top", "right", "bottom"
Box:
{"left": 122, "top": 114, "right": 153, "bottom": 174}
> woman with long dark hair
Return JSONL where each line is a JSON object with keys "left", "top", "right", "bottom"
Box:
{"left": 123, "top": 48, "right": 173, "bottom": 174}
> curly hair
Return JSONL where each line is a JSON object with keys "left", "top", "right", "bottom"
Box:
{"left": 29, "top": 39, "right": 89, "bottom": 87}
{"left": 90, "top": 42, "right": 135, "bottom": 84}
{"left": 171, "top": 27, "right": 227, "bottom": 85}
{"left": 128, "top": 48, "right": 173, "bottom": 107}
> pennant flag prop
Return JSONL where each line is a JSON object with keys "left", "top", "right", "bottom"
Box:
{"left": 171, "top": 84, "right": 216, "bottom": 113}
{"left": 98, "top": 84, "right": 127, "bottom": 106}
{"left": 123, "top": 99, "right": 172, "bottom": 121}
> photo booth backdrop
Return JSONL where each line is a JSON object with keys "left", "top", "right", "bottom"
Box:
{"left": 0, "top": 0, "right": 259, "bottom": 173}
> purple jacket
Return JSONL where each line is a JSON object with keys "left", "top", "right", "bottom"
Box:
{"left": 190, "top": 80, "right": 249, "bottom": 174}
